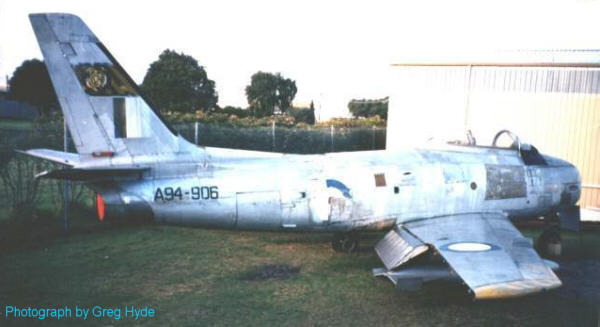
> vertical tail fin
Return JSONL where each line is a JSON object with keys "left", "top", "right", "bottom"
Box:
{"left": 29, "top": 13, "right": 182, "bottom": 157}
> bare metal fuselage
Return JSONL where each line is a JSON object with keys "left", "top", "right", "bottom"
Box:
{"left": 94, "top": 143, "right": 581, "bottom": 232}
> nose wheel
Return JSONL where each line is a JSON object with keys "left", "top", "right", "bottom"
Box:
{"left": 536, "top": 228, "right": 562, "bottom": 257}
{"left": 332, "top": 232, "right": 359, "bottom": 253}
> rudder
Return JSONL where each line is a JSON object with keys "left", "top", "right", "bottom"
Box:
{"left": 29, "top": 13, "right": 180, "bottom": 157}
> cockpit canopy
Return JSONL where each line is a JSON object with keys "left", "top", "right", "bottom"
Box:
{"left": 449, "top": 129, "right": 547, "bottom": 166}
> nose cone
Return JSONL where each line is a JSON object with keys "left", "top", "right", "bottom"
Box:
{"left": 544, "top": 155, "right": 581, "bottom": 206}
{"left": 542, "top": 155, "right": 575, "bottom": 168}
{"left": 566, "top": 165, "right": 582, "bottom": 206}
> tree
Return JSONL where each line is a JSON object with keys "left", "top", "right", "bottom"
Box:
{"left": 307, "top": 101, "right": 316, "bottom": 124}
{"left": 348, "top": 97, "right": 388, "bottom": 119}
{"left": 8, "top": 59, "right": 59, "bottom": 117}
{"left": 288, "top": 102, "right": 315, "bottom": 125}
{"left": 219, "top": 106, "right": 249, "bottom": 118}
{"left": 245, "top": 72, "right": 297, "bottom": 117}
{"left": 141, "top": 50, "right": 218, "bottom": 113}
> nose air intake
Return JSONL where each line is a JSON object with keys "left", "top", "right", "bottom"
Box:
{"left": 553, "top": 161, "right": 582, "bottom": 231}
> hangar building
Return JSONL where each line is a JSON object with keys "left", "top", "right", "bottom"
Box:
{"left": 387, "top": 50, "right": 600, "bottom": 214}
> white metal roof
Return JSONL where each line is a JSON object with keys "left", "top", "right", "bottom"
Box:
{"left": 392, "top": 50, "right": 600, "bottom": 67}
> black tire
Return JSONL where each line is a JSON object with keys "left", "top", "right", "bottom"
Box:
{"left": 536, "top": 229, "right": 562, "bottom": 257}
{"left": 332, "top": 237, "right": 342, "bottom": 252}
{"left": 332, "top": 232, "right": 359, "bottom": 253}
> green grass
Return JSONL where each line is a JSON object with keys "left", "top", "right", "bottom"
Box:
{"left": 0, "top": 119, "right": 33, "bottom": 130}
{"left": 0, "top": 219, "right": 599, "bottom": 326}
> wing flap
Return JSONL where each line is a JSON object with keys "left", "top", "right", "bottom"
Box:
{"left": 401, "top": 213, "right": 561, "bottom": 299}
{"left": 375, "top": 227, "right": 429, "bottom": 270}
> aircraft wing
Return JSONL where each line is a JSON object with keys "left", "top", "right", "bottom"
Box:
{"left": 379, "top": 212, "right": 561, "bottom": 299}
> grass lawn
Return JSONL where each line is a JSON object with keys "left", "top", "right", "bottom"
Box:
{"left": 0, "top": 119, "right": 33, "bottom": 130}
{"left": 1, "top": 218, "right": 599, "bottom": 326}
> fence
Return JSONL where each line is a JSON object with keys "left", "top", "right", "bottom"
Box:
{"left": 175, "top": 122, "right": 386, "bottom": 153}
{"left": 1, "top": 121, "right": 387, "bottom": 159}
{"left": 0, "top": 121, "right": 70, "bottom": 218}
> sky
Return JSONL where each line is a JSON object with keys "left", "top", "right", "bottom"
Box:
{"left": 1, "top": 0, "right": 600, "bottom": 119}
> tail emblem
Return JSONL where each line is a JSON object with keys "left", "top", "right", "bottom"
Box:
{"left": 74, "top": 64, "right": 136, "bottom": 96}
{"left": 83, "top": 66, "right": 108, "bottom": 92}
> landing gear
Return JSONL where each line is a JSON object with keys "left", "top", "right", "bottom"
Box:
{"left": 536, "top": 228, "right": 562, "bottom": 257}
{"left": 332, "top": 232, "right": 359, "bottom": 253}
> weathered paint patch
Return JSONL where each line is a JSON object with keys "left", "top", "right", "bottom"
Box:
{"left": 359, "top": 218, "right": 396, "bottom": 231}
{"left": 328, "top": 197, "right": 347, "bottom": 220}
{"left": 485, "top": 165, "right": 526, "bottom": 200}
{"left": 443, "top": 164, "right": 465, "bottom": 184}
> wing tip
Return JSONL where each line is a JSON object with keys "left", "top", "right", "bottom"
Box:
{"left": 29, "top": 12, "right": 82, "bottom": 19}
{"left": 473, "top": 278, "right": 562, "bottom": 300}
{"left": 16, "top": 148, "right": 80, "bottom": 166}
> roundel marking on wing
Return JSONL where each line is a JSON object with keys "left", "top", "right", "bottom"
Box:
{"left": 441, "top": 242, "right": 500, "bottom": 252}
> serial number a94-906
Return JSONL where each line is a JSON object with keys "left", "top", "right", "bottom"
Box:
{"left": 154, "top": 186, "right": 218, "bottom": 202}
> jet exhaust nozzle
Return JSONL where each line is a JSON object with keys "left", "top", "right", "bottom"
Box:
{"left": 95, "top": 190, "right": 153, "bottom": 223}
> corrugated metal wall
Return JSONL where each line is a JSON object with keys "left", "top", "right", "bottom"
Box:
{"left": 388, "top": 65, "right": 600, "bottom": 209}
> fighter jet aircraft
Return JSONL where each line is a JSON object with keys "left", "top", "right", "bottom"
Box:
{"left": 23, "top": 13, "right": 582, "bottom": 300}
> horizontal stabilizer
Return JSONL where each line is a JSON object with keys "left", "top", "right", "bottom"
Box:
{"left": 17, "top": 149, "right": 80, "bottom": 166}
{"left": 36, "top": 167, "right": 149, "bottom": 181}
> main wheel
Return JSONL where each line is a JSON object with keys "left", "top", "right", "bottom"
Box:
{"left": 332, "top": 232, "right": 359, "bottom": 253}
